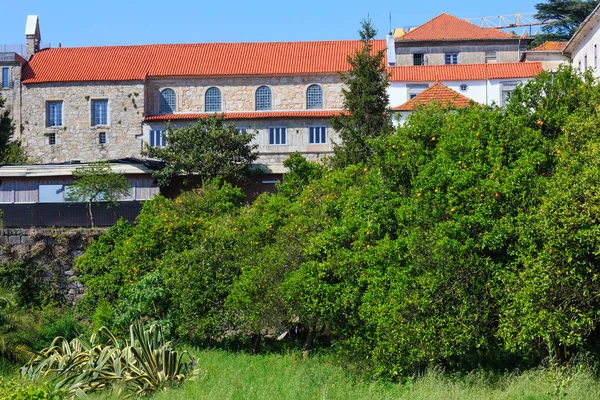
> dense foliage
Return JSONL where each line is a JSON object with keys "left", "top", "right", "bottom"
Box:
{"left": 75, "top": 66, "right": 600, "bottom": 378}
{"left": 330, "top": 19, "right": 392, "bottom": 168}
{"left": 0, "top": 96, "right": 29, "bottom": 165}
{"left": 142, "top": 115, "right": 259, "bottom": 187}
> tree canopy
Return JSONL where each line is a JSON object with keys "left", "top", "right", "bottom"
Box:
{"left": 330, "top": 18, "right": 392, "bottom": 168}
{"left": 533, "top": 0, "right": 599, "bottom": 46}
{"left": 142, "top": 115, "right": 258, "bottom": 187}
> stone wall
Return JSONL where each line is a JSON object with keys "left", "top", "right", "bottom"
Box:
{"left": 145, "top": 74, "right": 344, "bottom": 114}
{"left": 394, "top": 42, "right": 528, "bottom": 66}
{"left": 0, "top": 228, "right": 104, "bottom": 305}
{"left": 0, "top": 58, "right": 23, "bottom": 138}
{"left": 20, "top": 81, "right": 146, "bottom": 163}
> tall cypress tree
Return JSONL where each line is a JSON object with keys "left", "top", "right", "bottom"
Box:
{"left": 330, "top": 18, "right": 392, "bottom": 168}
{"left": 0, "top": 96, "right": 29, "bottom": 165}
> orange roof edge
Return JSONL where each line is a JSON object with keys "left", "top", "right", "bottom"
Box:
{"left": 392, "top": 82, "right": 479, "bottom": 111}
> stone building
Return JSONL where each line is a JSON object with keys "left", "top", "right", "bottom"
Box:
{"left": 387, "top": 13, "right": 533, "bottom": 67}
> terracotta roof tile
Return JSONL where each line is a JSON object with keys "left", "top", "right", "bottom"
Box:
{"left": 389, "top": 62, "right": 543, "bottom": 82}
{"left": 392, "top": 82, "right": 477, "bottom": 111}
{"left": 530, "top": 41, "right": 567, "bottom": 51}
{"left": 396, "top": 13, "right": 513, "bottom": 41}
{"left": 22, "top": 40, "right": 386, "bottom": 84}
{"left": 144, "top": 110, "right": 346, "bottom": 122}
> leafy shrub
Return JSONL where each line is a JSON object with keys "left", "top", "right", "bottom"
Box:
{"left": 0, "top": 377, "right": 56, "bottom": 400}
{"left": 21, "top": 321, "right": 196, "bottom": 397}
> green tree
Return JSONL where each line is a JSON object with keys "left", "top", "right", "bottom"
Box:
{"left": 142, "top": 115, "right": 258, "bottom": 187}
{"left": 330, "top": 18, "right": 392, "bottom": 168}
{"left": 67, "top": 162, "right": 131, "bottom": 228}
{"left": 533, "top": 0, "right": 599, "bottom": 46}
{"left": 0, "top": 96, "right": 28, "bottom": 165}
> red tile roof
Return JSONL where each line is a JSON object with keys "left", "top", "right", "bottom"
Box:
{"left": 396, "top": 13, "right": 513, "bottom": 41}
{"left": 389, "top": 62, "right": 543, "bottom": 82}
{"left": 392, "top": 82, "right": 477, "bottom": 111}
{"left": 144, "top": 110, "right": 346, "bottom": 122}
{"left": 530, "top": 41, "right": 567, "bottom": 52}
{"left": 22, "top": 40, "right": 386, "bottom": 84}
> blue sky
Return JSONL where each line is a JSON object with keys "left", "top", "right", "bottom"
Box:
{"left": 2, "top": 0, "right": 542, "bottom": 47}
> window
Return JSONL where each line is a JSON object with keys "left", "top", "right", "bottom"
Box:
{"left": 501, "top": 81, "right": 519, "bottom": 107}
{"left": 579, "top": 60, "right": 582, "bottom": 71}
{"left": 413, "top": 53, "right": 425, "bottom": 66}
{"left": 445, "top": 53, "right": 459, "bottom": 65}
{"left": 98, "top": 132, "right": 107, "bottom": 144}
{"left": 205, "top": 87, "right": 222, "bottom": 112}
{"left": 39, "top": 185, "right": 66, "bottom": 203}
{"left": 237, "top": 127, "right": 247, "bottom": 134}
{"left": 92, "top": 99, "right": 108, "bottom": 126}
{"left": 150, "top": 130, "right": 167, "bottom": 147}
{"left": 46, "top": 101, "right": 63, "bottom": 127}
{"left": 595, "top": 45, "right": 598, "bottom": 69}
{"left": 309, "top": 127, "right": 327, "bottom": 144}
{"left": 269, "top": 127, "right": 286, "bottom": 145}
{"left": 306, "top": 85, "right": 323, "bottom": 109}
{"left": 485, "top": 51, "right": 497, "bottom": 63}
{"left": 1, "top": 68, "right": 8, "bottom": 88}
{"left": 159, "top": 89, "right": 176, "bottom": 114}
{"left": 407, "top": 84, "right": 428, "bottom": 99}
{"left": 256, "top": 86, "right": 272, "bottom": 111}
{"left": 460, "top": 84, "right": 468, "bottom": 92}
{"left": 48, "top": 133, "right": 56, "bottom": 145}
{"left": 585, "top": 55, "right": 588, "bottom": 70}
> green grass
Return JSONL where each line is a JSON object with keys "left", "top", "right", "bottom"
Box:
{"left": 84, "top": 349, "right": 600, "bottom": 400}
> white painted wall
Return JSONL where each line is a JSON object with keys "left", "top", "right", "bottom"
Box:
{"left": 389, "top": 77, "right": 531, "bottom": 109}
{"left": 570, "top": 17, "right": 600, "bottom": 78}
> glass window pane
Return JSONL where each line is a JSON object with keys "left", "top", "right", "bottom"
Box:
{"left": 205, "top": 87, "right": 222, "bottom": 112}
{"left": 2, "top": 68, "right": 8, "bottom": 88}
{"left": 160, "top": 89, "right": 176, "bottom": 113}
{"left": 256, "top": 86, "right": 272, "bottom": 111}
{"left": 306, "top": 85, "right": 323, "bottom": 109}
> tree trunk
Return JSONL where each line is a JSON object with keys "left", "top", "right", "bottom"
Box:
{"left": 251, "top": 334, "right": 262, "bottom": 354}
{"left": 302, "top": 324, "right": 317, "bottom": 359}
{"left": 88, "top": 201, "right": 95, "bottom": 228}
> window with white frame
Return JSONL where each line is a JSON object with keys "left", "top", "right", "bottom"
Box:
{"left": 92, "top": 99, "right": 108, "bottom": 126}
{"left": 256, "top": 86, "right": 272, "bottom": 111}
{"left": 269, "top": 127, "right": 286, "bottom": 145}
{"left": 501, "top": 81, "right": 519, "bottom": 107}
{"left": 205, "top": 87, "right": 222, "bottom": 112}
{"left": 485, "top": 51, "right": 497, "bottom": 63}
{"left": 46, "top": 101, "right": 63, "bottom": 127}
{"left": 159, "top": 89, "right": 176, "bottom": 114}
{"left": 407, "top": 84, "right": 429, "bottom": 99}
{"left": 1, "top": 68, "right": 8, "bottom": 88}
{"left": 445, "top": 53, "right": 459, "bottom": 65}
{"left": 149, "top": 130, "right": 167, "bottom": 147}
{"left": 306, "top": 85, "right": 323, "bottom": 109}
{"left": 309, "top": 126, "right": 327, "bottom": 144}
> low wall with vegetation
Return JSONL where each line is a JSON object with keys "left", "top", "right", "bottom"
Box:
{"left": 0, "top": 228, "right": 105, "bottom": 305}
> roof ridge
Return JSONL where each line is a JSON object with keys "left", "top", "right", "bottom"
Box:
{"left": 392, "top": 82, "right": 476, "bottom": 111}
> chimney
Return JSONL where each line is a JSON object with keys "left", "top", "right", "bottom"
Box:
{"left": 386, "top": 31, "right": 396, "bottom": 66}
{"left": 25, "top": 15, "right": 41, "bottom": 59}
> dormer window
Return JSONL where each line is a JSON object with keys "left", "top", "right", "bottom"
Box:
{"left": 159, "top": 88, "right": 176, "bottom": 114}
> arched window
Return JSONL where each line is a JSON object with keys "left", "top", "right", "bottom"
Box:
{"left": 205, "top": 87, "right": 222, "bottom": 112}
{"left": 306, "top": 84, "right": 323, "bottom": 109}
{"left": 159, "top": 88, "right": 176, "bottom": 114}
{"left": 255, "top": 86, "right": 272, "bottom": 111}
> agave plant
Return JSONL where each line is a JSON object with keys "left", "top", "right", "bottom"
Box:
{"left": 21, "top": 321, "right": 196, "bottom": 398}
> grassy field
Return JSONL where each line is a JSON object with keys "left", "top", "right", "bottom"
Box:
{"left": 84, "top": 349, "right": 600, "bottom": 400}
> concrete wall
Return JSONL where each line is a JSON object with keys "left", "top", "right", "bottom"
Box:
{"left": 570, "top": 20, "right": 600, "bottom": 78}
{"left": 522, "top": 52, "right": 569, "bottom": 72}
{"left": 21, "top": 81, "right": 146, "bottom": 163}
{"left": 0, "top": 57, "right": 23, "bottom": 138}
{"left": 394, "top": 42, "right": 528, "bottom": 66}
{"left": 389, "top": 77, "right": 531, "bottom": 110}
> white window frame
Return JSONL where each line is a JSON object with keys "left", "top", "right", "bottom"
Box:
{"left": 91, "top": 99, "right": 109, "bottom": 126}
{"left": 445, "top": 52, "right": 459, "bottom": 65}
{"left": 501, "top": 81, "right": 519, "bottom": 107}
{"left": 407, "top": 84, "right": 429, "bottom": 100}
{"left": 485, "top": 51, "right": 497, "bottom": 63}
{"left": 46, "top": 100, "right": 63, "bottom": 128}
{"left": 308, "top": 126, "right": 327, "bottom": 144}
{"left": 149, "top": 130, "right": 167, "bottom": 147}
{"left": 268, "top": 127, "right": 287, "bottom": 145}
